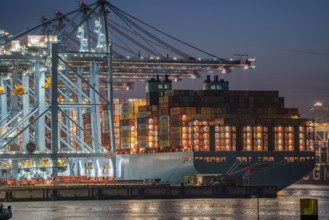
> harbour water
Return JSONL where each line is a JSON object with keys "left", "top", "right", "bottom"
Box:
{"left": 4, "top": 184, "right": 329, "bottom": 220}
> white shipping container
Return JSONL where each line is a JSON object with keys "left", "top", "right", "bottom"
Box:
{"left": 102, "top": 122, "right": 110, "bottom": 133}
{"left": 84, "top": 124, "right": 91, "bottom": 130}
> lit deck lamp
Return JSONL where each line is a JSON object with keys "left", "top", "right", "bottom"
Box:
{"left": 12, "top": 84, "right": 28, "bottom": 96}
{"left": 0, "top": 86, "right": 5, "bottom": 95}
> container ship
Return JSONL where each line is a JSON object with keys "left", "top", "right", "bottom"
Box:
{"left": 103, "top": 75, "right": 315, "bottom": 190}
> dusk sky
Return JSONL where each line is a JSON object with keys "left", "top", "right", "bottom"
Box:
{"left": 1, "top": 0, "right": 329, "bottom": 114}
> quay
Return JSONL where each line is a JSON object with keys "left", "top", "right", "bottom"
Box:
{"left": 0, "top": 184, "right": 277, "bottom": 202}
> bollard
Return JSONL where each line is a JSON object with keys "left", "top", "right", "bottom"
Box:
{"left": 97, "top": 189, "right": 102, "bottom": 200}
{"left": 5, "top": 189, "right": 13, "bottom": 202}
{"left": 300, "top": 198, "right": 318, "bottom": 220}
{"left": 52, "top": 189, "right": 58, "bottom": 201}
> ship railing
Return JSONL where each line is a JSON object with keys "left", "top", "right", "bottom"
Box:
{"left": 261, "top": 160, "right": 288, "bottom": 170}
{"left": 225, "top": 160, "right": 243, "bottom": 176}
{"left": 230, "top": 160, "right": 289, "bottom": 176}
{"left": 229, "top": 161, "right": 263, "bottom": 176}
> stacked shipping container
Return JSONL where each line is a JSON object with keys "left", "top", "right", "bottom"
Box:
{"left": 137, "top": 105, "right": 158, "bottom": 153}
{"left": 101, "top": 99, "right": 124, "bottom": 151}
{"left": 93, "top": 76, "right": 313, "bottom": 154}
{"left": 120, "top": 99, "right": 146, "bottom": 153}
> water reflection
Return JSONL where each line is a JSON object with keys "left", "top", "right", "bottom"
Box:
{"left": 6, "top": 185, "right": 329, "bottom": 220}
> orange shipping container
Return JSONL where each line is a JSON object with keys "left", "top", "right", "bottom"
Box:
{"left": 114, "top": 115, "right": 120, "bottom": 122}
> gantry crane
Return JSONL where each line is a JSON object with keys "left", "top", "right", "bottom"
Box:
{"left": 302, "top": 102, "right": 329, "bottom": 163}
{"left": 0, "top": 0, "right": 255, "bottom": 179}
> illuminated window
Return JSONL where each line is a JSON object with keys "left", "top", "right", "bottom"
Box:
{"left": 254, "top": 126, "right": 268, "bottom": 151}
{"left": 242, "top": 126, "right": 253, "bottom": 151}
{"left": 215, "top": 125, "right": 236, "bottom": 151}
{"left": 299, "top": 126, "right": 305, "bottom": 151}
{"left": 305, "top": 123, "right": 315, "bottom": 151}
{"left": 274, "top": 126, "right": 284, "bottom": 151}
{"left": 182, "top": 115, "right": 188, "bottom": 122}
{"left": 285, "top": 126, "right": 294, "bottom": 151}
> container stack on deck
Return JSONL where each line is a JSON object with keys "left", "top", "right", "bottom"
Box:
{"left": 137, "top": 105, "right": 159, "bottom": 153}
{"left": 109, "top": 75, "right": 312, "bottom": 154}
{"left": 120, "top": 99, "right": 146, "bottom": 153}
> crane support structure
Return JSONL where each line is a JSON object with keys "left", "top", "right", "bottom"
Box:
{"left": 0, "top": 0, "right": 255, "bottom": 180}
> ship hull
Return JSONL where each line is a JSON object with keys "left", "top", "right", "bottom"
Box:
{"left": 116, "top": 152, "right": 198, "bottom": 183}
{"left": 116, "top": 151, "right": 315, "bottom": 190}
{"left": 295, "top": 164, "right": 329, "bottom": 185}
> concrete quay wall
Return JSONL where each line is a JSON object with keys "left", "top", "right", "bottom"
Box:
{"left": 0, "top": 184, "right": 277, "bottom": 202}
